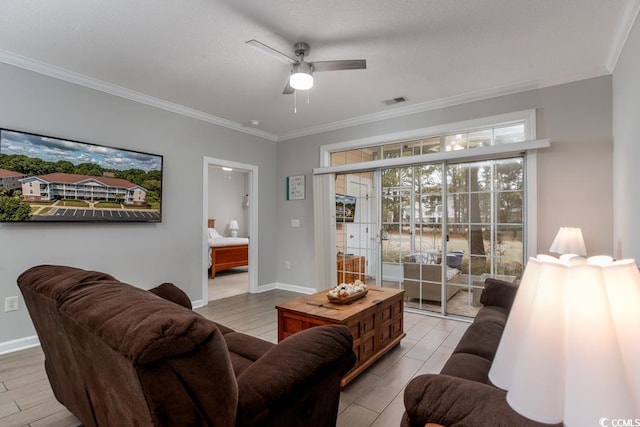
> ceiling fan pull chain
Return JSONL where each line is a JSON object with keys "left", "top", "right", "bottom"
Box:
{"left": 307, "top": 90, "right": 310, "bottom": 105}
{"left": 294, "top": 90, "right": 297, "bottom": 114}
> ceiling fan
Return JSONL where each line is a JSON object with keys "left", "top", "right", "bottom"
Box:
{"left": 245, "top": 39, "right": 367, "bottom": 94}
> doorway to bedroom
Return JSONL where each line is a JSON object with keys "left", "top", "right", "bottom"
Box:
{"left": 203, "top": 157, "right": 258, "bottom": 302}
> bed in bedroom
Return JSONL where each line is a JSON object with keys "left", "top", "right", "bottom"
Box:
{"left": 207, "top": 219, "right": 249, "bottom": 278}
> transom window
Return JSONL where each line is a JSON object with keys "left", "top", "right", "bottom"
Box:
{"left": 330, "top": 122, "right": 526, "bottom": 167}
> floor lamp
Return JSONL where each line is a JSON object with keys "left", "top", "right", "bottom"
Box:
{"left": 489, "top": 254, "right": 640, "bottom": 425}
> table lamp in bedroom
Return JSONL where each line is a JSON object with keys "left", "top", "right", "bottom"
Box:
{"left": 229, "top": 220, "right": 239, "bottom": 237}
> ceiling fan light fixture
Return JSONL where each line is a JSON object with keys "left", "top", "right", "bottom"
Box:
{"left": 289, "top": 62, "right": 313, "bottom": 90}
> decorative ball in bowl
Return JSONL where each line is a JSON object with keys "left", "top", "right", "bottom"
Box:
{"left": 327, "top": 280, "right": 368, "bottom": 304}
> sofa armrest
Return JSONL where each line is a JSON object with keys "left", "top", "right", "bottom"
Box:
{"left": 479, "top": 278, "right": 518, "bottom": 311}
{"left": 148, "top": 282, "right": 192, "bottom": 309}
{"left": 402, "top": 374, "right": 560, "bottom": 427}
{"left": 235, "top": 325, "right": 356, "bottom": 426}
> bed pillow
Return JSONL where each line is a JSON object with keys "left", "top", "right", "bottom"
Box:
{"left": 208, "top": 228, "right": 222, "bottom": 238}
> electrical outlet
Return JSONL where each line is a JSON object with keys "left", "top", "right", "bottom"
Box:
{"left": 285, "top": 261, "right": 291, "bottom": 270}
{"left": 5, "top": 296, "right": 19, "bottom": 312}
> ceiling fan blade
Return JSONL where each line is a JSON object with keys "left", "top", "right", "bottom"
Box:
{"left": 282, "top": 81, "right": 295, "bottom": 95}
{"left": 311, "top": 59, "right": 367, "bottom": 72}
{"left": 245, "top": 39, "right": 297, "bottom": 64}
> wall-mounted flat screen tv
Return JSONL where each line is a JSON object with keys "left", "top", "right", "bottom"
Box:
{"left": 0, "top": 128, "right": 163, "bottom": 223}
{"left": 335, "top": 194, "right": 356, "bottom": 223}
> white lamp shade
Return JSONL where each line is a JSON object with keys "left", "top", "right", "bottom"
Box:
{"left": 563, "top": 261, "right": 637, "bottom": 425}
{"left": 490, "top": 256, "right": 568, "bottom": 423}
{"left": 290, "top": 72, "right": 313, "bottom": 90}
{"left": 489, "top": 257, "right": 544, "bottom": 389}
{"left": 289, "top": 62, "right": 314, "bottom": 90}
{"left": 229, "top": 220, "right": 239, "bottom": 230}
{"left": 490, "top": 255, "right": 640, "bottom": 425}
{"left": 601, "top": 260, "right": 640, "bottom": 411}
{"left": 549, "top": 227, "right": 587, "bottom": 256}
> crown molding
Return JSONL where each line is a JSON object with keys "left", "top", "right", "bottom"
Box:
{"left": 0, "top": 48, "right": 611, "bottom": 144}
{"left": 276, "top": 67, "right": 608, "bottom": 141}
{"left": 606, "top": 0, "right": 640, "bottom": 72}
{"left": 0, "top": 49, "right": 279, "bottom": 142}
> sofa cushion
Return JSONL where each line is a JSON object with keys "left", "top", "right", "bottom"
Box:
{"left": 473, "top": 305, "right": 509, "bottom": 327}
{"left": 149, "top": 282, "right": 192, "bottom": 309}
{"left": 451, "top": 320, "right": 504, "bottom": 361}
{"left": 480, "top": 278, "right": 518, "bottom": 310}
{"left": 223, "top": 332, "right": 275, "bottom": 376}
{"left": 440, "top": 353, "right": 492, "bottom": 383}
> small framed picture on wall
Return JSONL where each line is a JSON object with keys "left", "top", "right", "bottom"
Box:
{"left": 286, "top": 175, "right": 305, "bottom": 200}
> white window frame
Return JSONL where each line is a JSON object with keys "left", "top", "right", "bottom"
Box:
{"left": 314, "top": 109, "right": 547, "bottom": 260}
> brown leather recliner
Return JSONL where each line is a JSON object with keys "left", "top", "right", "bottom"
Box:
{"left": 18, "top": 265, "right": 356, "bottom": 427}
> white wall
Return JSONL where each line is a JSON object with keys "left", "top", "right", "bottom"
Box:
{"left": 0, "top": 62, "right": 277, "bottom": 349}
{"left": 207, "top": 167, "right": 249, "bottom": 237}
{"left": 613, "top": 15, "right": 640, "bottom": 262}
{"left": 276, "top": 76, "right": 613, "bottom": 290}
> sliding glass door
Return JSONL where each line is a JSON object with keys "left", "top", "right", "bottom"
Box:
{"left": 380, "top": 157, "right": 524, "bottom": 318}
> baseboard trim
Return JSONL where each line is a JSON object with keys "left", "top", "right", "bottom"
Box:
{"left": 191, "top": 299, "right": 207, "bottom": 309}
{"left": 268, "top": 282, "right": 316, "bottom": 295}
{"left": 0, "top": 335, "right": 40, "bottom": 355}
{"left": 256, "top": 282, "right": 277, "bottom": 293}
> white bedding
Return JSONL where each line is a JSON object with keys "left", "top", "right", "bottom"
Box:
{"left": 207, "top": 237, "right": 249, "bottom": 247}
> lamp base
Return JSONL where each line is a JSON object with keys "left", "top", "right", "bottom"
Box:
{"left": 230, "top": 230, "right": 238, "bottom": 238}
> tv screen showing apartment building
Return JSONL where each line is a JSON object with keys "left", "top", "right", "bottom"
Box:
{"left": 336, "top": 194, "right": 356, "bottom": 223}
{"left": 0, "top": 128, "right": 163, "bottom": 222}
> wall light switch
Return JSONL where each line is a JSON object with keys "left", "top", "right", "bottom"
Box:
{"left": 5, "top": 296, "right": 18, "bottom": 312}
{"left": 291, "top": 219, "right": 300, "bottom": 228}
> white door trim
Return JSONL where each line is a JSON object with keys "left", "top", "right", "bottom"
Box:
{"left": 202, "top": 156, "right": 259, "bottom": 301}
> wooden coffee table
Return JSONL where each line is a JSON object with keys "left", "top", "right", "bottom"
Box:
{"left": 276, "top": 286, "right": 405, "bottom": 388}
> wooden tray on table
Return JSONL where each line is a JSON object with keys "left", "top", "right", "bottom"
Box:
{"left": 327, "top": 289, "right": 368, "bottom": 304}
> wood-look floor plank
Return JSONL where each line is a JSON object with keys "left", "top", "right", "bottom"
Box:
{"left": 0, "top": 378, "right": 52, "bottom": 406}
{"left": 0, "top": 400, "right": 19, "bottom": 419}
{"left": 355, "top": 356, "right": 423, "bottom": 413}
{"left": 3, "top": 369, "right": 49, "bottom": 391}
{"left": 0, "top": 399, "right": 69, "bottom": 427}
{"left": 0, "top": 357, "right": 44, "bottom": 383}
{"left": 29, "top": 408, "right": 80, "bottom": 427}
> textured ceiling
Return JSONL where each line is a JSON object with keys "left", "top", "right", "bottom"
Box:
{"left": 0, "top": 0, "right": 634, "bottom": 140}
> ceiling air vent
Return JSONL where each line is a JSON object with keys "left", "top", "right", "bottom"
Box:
{"left": 383, "top": 96, "right": 407, "bottom": 106}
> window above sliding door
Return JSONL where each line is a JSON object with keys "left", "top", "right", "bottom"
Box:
{"left": 313, "top": 109, "right": 549, "bottom": 319}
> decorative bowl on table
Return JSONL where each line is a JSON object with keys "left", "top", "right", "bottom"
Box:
{"left": 327, "top": 280, "right": 368, "bottom": 304}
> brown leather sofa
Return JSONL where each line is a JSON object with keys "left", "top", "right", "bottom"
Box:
{"left": 401, "top": 279, "right": 561, "bottom": 427}
{"left": 18, "top": 265, "right": 356, "bottom": 427}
